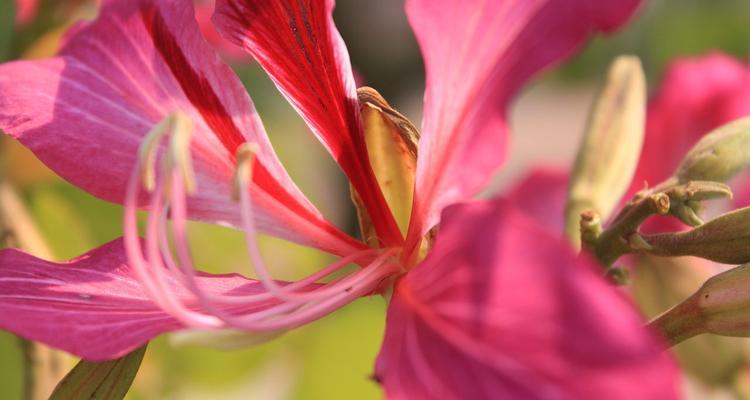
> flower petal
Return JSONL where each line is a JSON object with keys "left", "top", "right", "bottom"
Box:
{"left": 506, "top": 167, "right": 569, "bottom": 236}
{"left": 0, "top": 0, "right": 362, "bottom": 255}
{"left": 0, "top": 238, "right": 275, "bottom": 361}
{"left": 212, "top": 0, "right": 402, "bottom": 246}
{"left": 376, "top": 199, "right": 679, "bottom": 399}
{"left": 405, "top": 0, "right": 642, "bottom": 245}
{"left": 194, "top": 0, "right": 250, "bottom": 62}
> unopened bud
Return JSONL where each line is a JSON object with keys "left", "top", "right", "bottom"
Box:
{"left": 676, "top": 117, "right": 750, "bottom": 183}
{"left": 640, "top": 206, "right": 750, "bottom": 264}
{"left": 650, "top": 263, "right": 750, "bottom": 346}
{"left": 566, "top": 55, "right": 646, "bottom": 247}
{"left": 635, "top": 256, "right": 750, "bottom": 384}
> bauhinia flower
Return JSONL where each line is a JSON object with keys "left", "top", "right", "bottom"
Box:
{"left": 0, "top": 0, "right": 679, "bottom": 397}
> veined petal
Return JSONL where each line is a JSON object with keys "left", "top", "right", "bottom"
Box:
{"left": 0, "top": 239, "right": 276, "bottom": 361}
{"left": 376, "top": 199, "right": 679, "bottom": 400}
{"left": 213, "top": 0, "right": 402, "bottom": 246}
{"left": 0, "top": 0, "right": 363, "bottom": 255}
{"left": 405, "top": 0, "right": 642, "bottom": 248}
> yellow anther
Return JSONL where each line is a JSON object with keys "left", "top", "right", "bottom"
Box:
{"left": 138, "top": 115, "right": 175, "bottom": 192}
{"left": 166, "top": 112, "right": 197, "bottom": 194}
{"left": 231, "top": 142, "right": 260, "bottom": 202}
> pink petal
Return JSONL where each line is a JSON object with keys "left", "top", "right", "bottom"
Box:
{"left": 376, "top": 199, "right": 679, "bottom": 400}
{"left": 405, "top": 0, "right": 642, "bottom": 247}
{"left": 627, "top": 53, "right": 750, "bottom": 232}
{"left": 0, "top": 239, "right": 275, "bottom": 361}
{"left": 505, "top": 167, "right": 569, "bottom": 236}
{"left": 0, "top": 0, "right": 363, "bottom": 256}
{"left": 212, "top": 0, "right": 402, "bottom": 246}
{"left": 193, "top": 0, "right": 250, "bottom": 62}
{"left": 14, "top": 0, "right": 39, "bottom": 25}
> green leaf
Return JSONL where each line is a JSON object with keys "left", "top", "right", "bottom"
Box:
{"left": 49, "top": 346, "right": 147, "bottom": 400}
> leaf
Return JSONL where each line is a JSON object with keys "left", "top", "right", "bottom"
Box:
{"left": 49, "top": 345, "right": 147, "bottom": 400}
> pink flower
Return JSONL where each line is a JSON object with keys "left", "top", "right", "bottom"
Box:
{"left": 0, "top": 0, "right": 678, "bottom": 397}
{"left": 14, "top": 0, "right": 39, "bottom": 26}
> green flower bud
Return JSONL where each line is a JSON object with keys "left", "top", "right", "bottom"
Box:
{"left": 566, "top": 55, "right": 646, "bottom": 247}
{"left": 650, "top": 263, "right": 750, "bottom": 346}
{"left": 676, "top": 117, "right": 750, "bottom": 183}
{"left": 639, "top": 206, "right": 750, "bottom": 264}
{"left": 634, "top": 256, "right": 750, "bottom": 386}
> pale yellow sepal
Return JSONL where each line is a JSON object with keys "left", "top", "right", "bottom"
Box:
{"left": 351, "top": 87, "right": 419, "bottom": 246}
{"left": 566, "top": 55, "right": 646, "bottom": 248}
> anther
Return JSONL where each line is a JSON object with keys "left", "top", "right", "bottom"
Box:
{"left": 138, "top": 115, "right": 175, "bottom": 192}
{"left": 166, "top": 113, "right": 197, "bottom": 194}
{"left": 232, "top": 142, "right": 261, "bottom": 202}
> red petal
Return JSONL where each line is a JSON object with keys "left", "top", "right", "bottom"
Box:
{"left": 376, "top": 199, "right": 679, "bottom": 400}
{"left": 405, "top": 0, "right": 642, "bottom": 248}
{"left": 213, "top": 0, "right": 402, "bottom": 246}
{"left": 0, "top": 0, "right": 362, "bottom": 255}
{"left": 0, "top": 239, "right": 274, "bottom": 361}
{"left": 627, "top": 53, "right": 750, "bottom": 232}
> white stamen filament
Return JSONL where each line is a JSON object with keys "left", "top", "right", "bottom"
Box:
{"left": 124, "top": 115, "right": 400, "bottom": 332}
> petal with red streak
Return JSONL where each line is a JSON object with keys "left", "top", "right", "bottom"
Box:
{"left": 0, "top": 0, "right": 362, "bottom": 256}
{"left": 212, "top": 0, "right": 401, "bottom": 246}
{"left": 405, "top": 0, "right": 642, "bottom": 245}
{"left": 375, "top": 199, "right": 679, "bottom": 400}
{"left": 0, "top": 239, "right": 276, "bottom": 361}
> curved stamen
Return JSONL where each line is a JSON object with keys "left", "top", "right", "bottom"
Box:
{"left": 127, "top": 116, "right": 402, "bottom": 333}
{"left": 234, "top": 143, "right": 399, "bottom": 303}
{"left": 124, "top": 113, "right": 221, "bottom": 328}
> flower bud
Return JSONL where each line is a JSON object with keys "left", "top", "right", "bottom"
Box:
{"left": 566, "top": 55, "right": 646, "bottom": 247}
{"left": 640, "top": 206, "right": 750, "bottom": 264}
{"left": 650, "top": 263, "right": 750, "bottom": 346}
{"left": 676, "top": 117, "right": 750, "bottom": 183}
{"left": 634, "top": 256, "right": 750, "bottom": 385}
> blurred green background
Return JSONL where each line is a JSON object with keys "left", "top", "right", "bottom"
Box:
{"left": 0, "top": 0, "right": 749, "bottom": 399}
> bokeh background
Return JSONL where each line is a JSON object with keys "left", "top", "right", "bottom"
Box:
{"left": 0, "top": 0, "right": 749, "bottom": 398}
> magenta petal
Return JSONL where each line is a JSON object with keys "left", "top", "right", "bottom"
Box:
{"left": 505, "top": 167, "right": 569, "bottom": 237}
{"left": 0, "top": 0, "right": 362, "bottom": 255}
{"left": 376, "top": 199, "right": 679, "bottom": 400}
{"left": 406, "top": 0, "right": 642, "bottom": 242}
{"left": 0, "top": 239, "right": 273, "bottom": 361}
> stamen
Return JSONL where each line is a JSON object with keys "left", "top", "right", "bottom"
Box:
{"left": 125, "top": 119, "right": 401, "bottom": 334}
{"left": 138, "top": 114, "right": 177, "bottom": 192}
{"left": 166, "top": 113, "right": 197, "bottom": 194}
{"left": 124, "top": 114, "right": 221, "bottom": 328}
{"left": 233, "top": 143, "right": 400, "bottom": 304}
